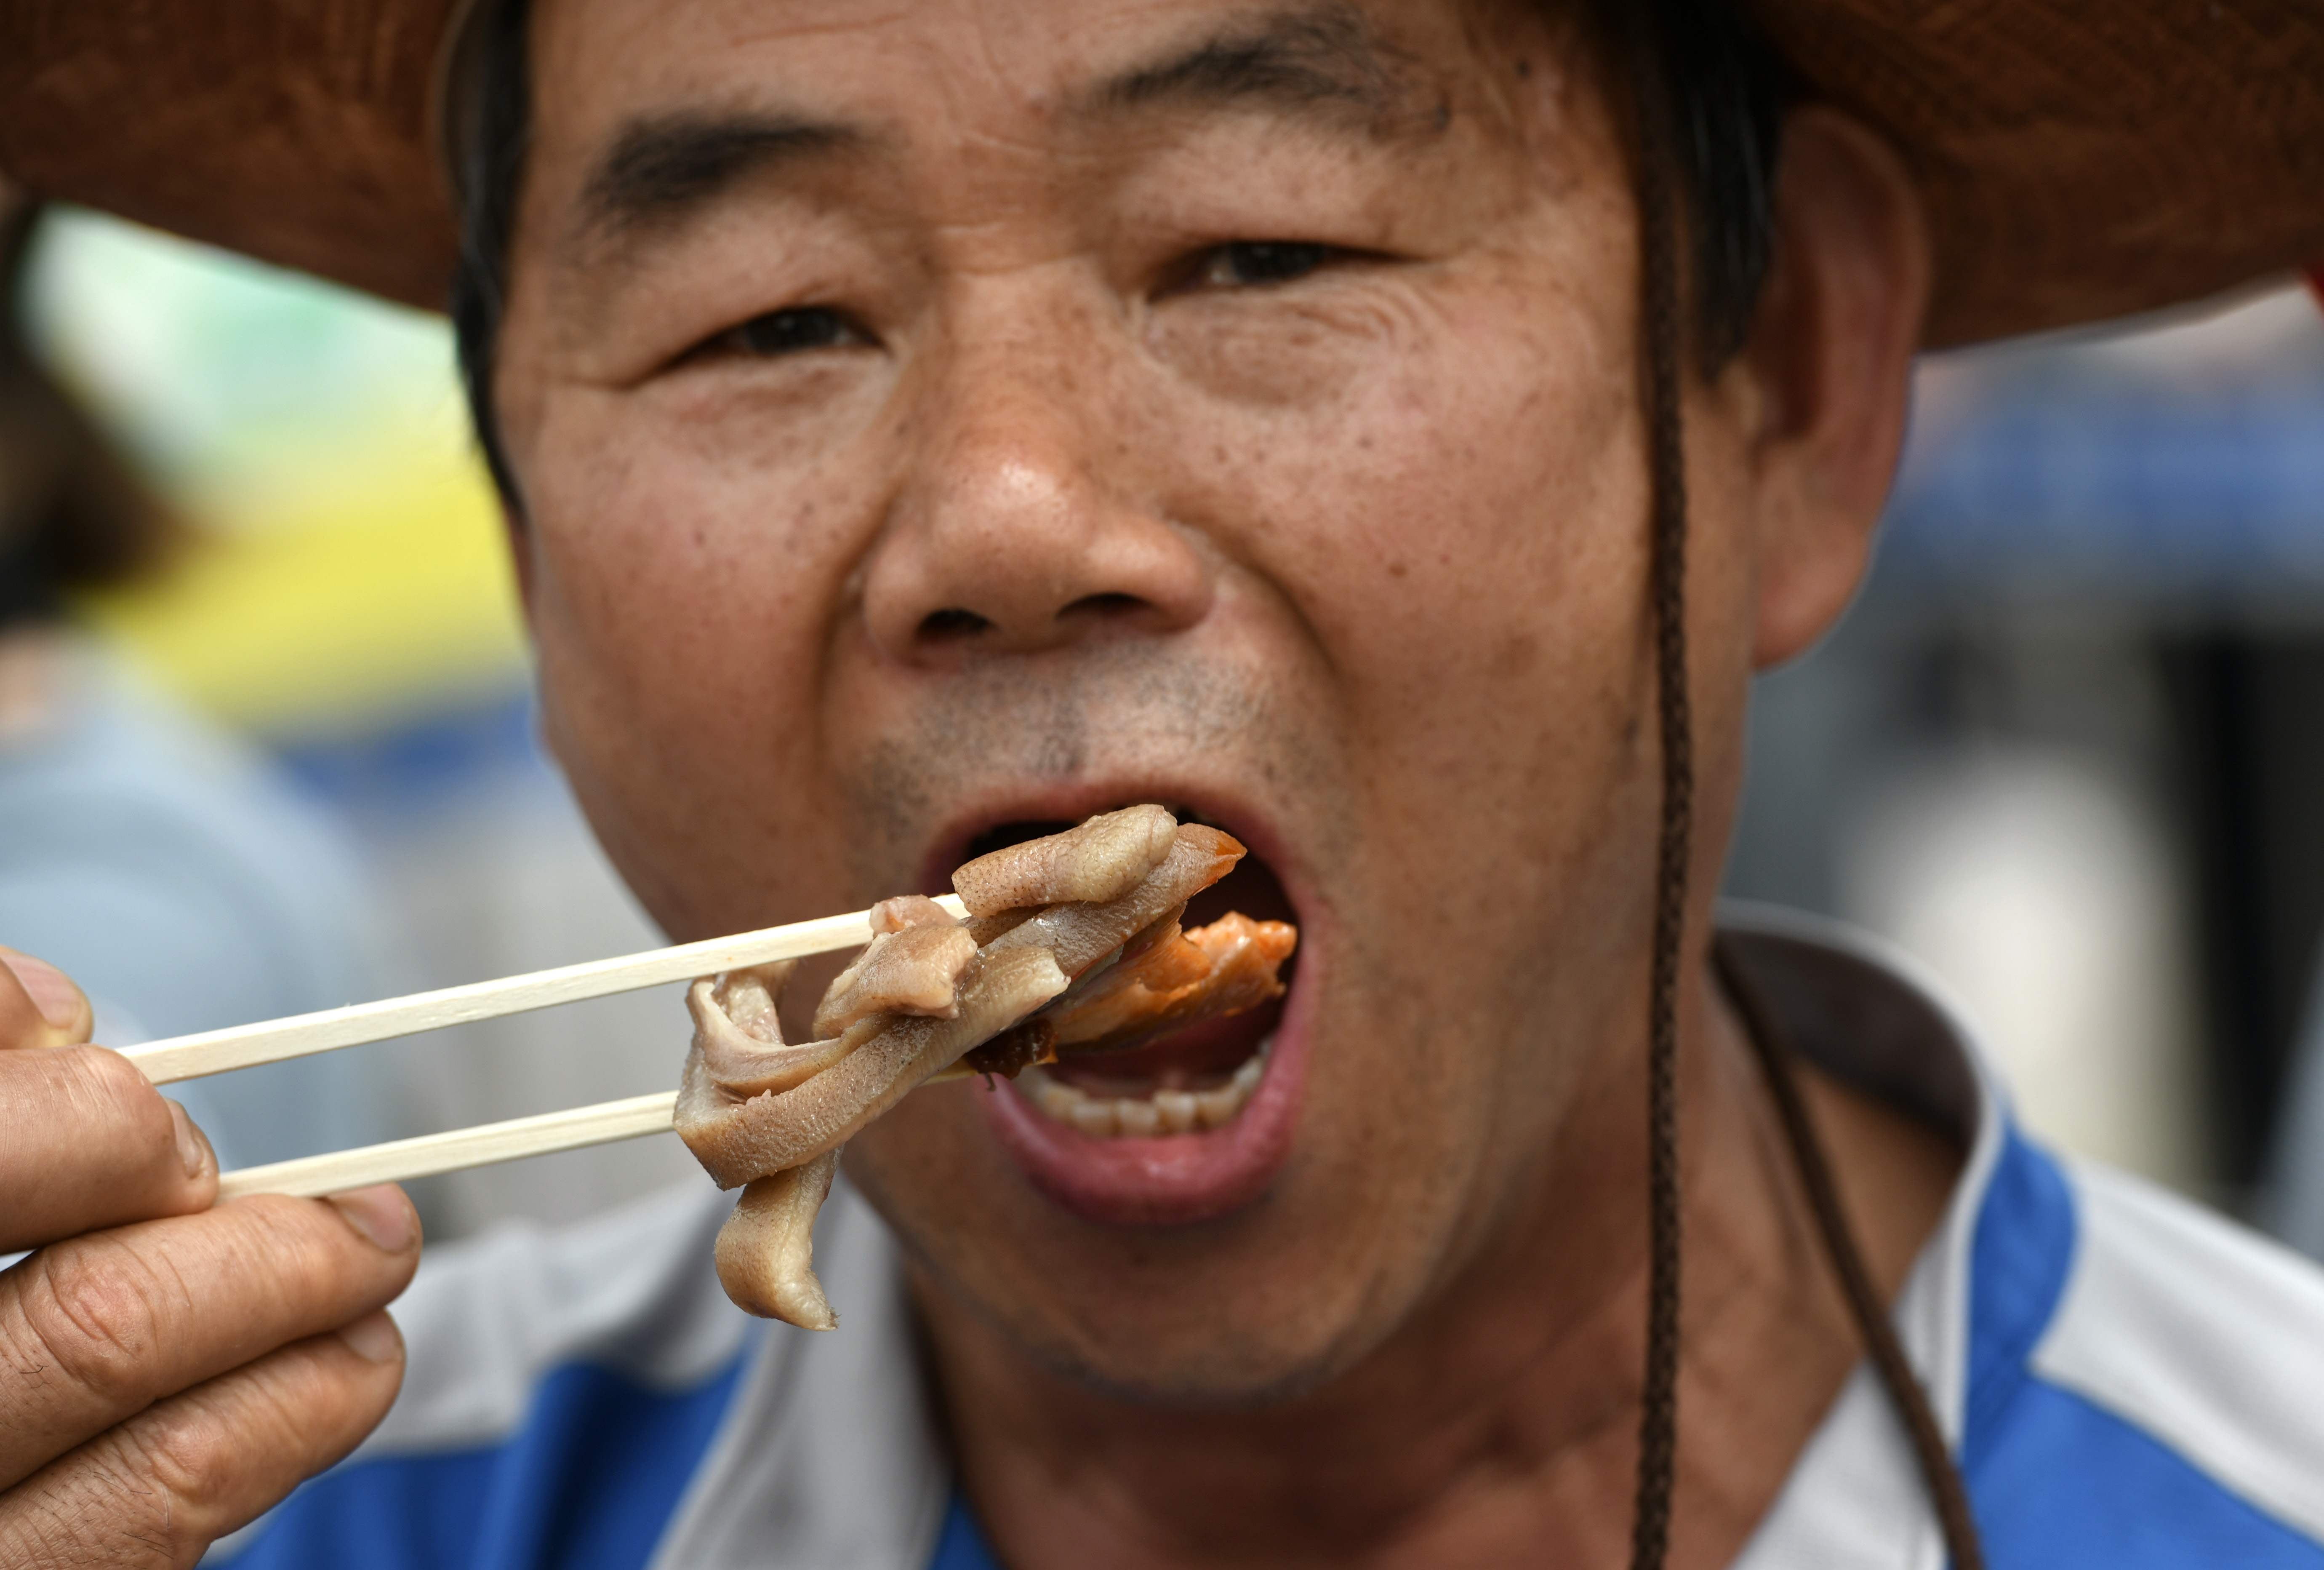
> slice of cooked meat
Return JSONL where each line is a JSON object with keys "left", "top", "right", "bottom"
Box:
{"left": 867, "top": 893, "right": 958, "bottom": 936}
{"left": 977, "top": 824, "right": 1244, "bottom": 978}
{"left": 958, "top": 913, "right": 1295, "bottom": 1076}
{"left": 687, "top": 963, "right": 856, "bottom": 1097}
{"left": 951, "top": 804, "right": 1178, "bottom": 916}
{"left": 812, "top": 920, "right": 978, "bottom": 1037}
{"left": 713, "top": 1150, "right": 841, "bottom": 1330}
{"left": 678, "top": 944, "right": 1070, "bottom": 1190}
{"left": 1049, "top": 913, "right": 1297, "bottom": 1053}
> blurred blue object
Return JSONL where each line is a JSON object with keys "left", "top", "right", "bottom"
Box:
{"left": 1887, "top": 387, "right": 2324, "bottom": 593}
{"left": 1876, "top": 291, "right": 2324, "bottom": 605}
{"left": 0, "top": 633, "right": 404, "bottom": 1169}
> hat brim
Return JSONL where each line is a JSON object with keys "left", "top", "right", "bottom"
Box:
{"left": 2, "top": 0, "right": 2319, "bottom": 344}
{"left": 1759, "top": 0, "right": 2324, "bottom": 344}
{"left": 0, "top": 0, "right": 464, "bottom": 310}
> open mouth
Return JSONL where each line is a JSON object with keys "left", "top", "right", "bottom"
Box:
{"left": 931, "top": 804, "right": 1311, "bottom": 1226}
{"left": 676, "top": 799, "right": 1309, "bottom": 1322}
{"left": 951, "top": 811, "right": 1295, "bottom": 1129}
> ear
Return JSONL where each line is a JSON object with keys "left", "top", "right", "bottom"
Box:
{"left": 1736, "top": 106, "right": 1932, "bottom": 668}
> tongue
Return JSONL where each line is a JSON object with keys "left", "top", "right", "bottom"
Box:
{"left": 1047, "top": 996, "right": 1283, "bottom": 1094}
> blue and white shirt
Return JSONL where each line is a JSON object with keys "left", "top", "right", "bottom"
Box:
{"left": 211, "top": 910, "right": 2324, "bottom": 1568}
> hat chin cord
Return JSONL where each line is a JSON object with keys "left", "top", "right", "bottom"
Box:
{"left": 1625, "top": 72, "right": 1988, "bottom": 1570}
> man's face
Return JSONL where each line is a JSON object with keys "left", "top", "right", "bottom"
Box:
{"left": 497, "top": 0, "right": 1767, "bottom": 1399}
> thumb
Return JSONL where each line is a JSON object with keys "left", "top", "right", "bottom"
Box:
{"left": 0, "top": 947, "right": 95, "bottom": 1047}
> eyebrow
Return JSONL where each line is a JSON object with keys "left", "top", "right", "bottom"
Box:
{"left": 576, "top": 112, "right": 868, "bottom": 245}
{"left": 1092, "top": 4, "right": 1413, "bottom": 130}
{"left": 568, "top": 3, "right": 1418, "bottom": 251}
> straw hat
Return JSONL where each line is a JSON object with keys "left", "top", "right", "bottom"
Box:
{"left": 1, "top": 0, "right": 2319, "bottom": 345}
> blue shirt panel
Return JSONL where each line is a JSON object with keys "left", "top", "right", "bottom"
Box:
{"left": 216, "top": 1356, "right": 745, "bottom": 1570}
{"left": 1963, "top": 1121, "right": 2079, "bottom": 1458}
{"left": 1971, "top": 1379, "right": 2324, "bottom": 1567}
{"left": 1960, "top": 1125, "right": 2324, "bottom": 1567}
{"left": 929, "top": 1496, "right": 1005, "bottom": 1570}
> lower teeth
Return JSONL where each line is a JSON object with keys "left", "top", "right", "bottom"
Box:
{"left": 1022, "top": 1038, "right": 1271, "bottom": 1138}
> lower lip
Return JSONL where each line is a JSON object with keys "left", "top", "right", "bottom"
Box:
{"left": 977, "top": 974, "right": 1314, "bottom": 1227}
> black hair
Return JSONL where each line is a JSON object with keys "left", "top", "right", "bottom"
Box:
{"left": 448, "top": 0, "right": 536, "bottom": 512}
{"left": 1625, "top": 0, "right": 1793, "bottom": 368}
{"left": 447, "top": 0, "right": 1790, "bottom": 510}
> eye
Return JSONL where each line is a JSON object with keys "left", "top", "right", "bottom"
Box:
{"left": 1191, "top": 241, "right": 1336, "bottom": 289}
{"left": 705, "top": 305, "right": 869, "bottom": 360}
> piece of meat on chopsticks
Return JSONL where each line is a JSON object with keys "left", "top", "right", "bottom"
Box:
{"left": 951, "top": 804, "right": 1180, "bottom": 916}
{"left": 811, "top": 896, "right": 978, "bottom": 1037}
{"left": 674, "top": 806, "right": 1295, "bottom": 1329}
{"left": 714, "top": 1150, "right": 842, "bottom": 1327}
{"left": 954, "top": 911, "right": 1297, "bottom": 1076}
{"left": 1052, "top": 911, "right": 1298, "bottom": 1054}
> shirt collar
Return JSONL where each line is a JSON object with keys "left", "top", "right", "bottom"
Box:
{"left": 1722, "top": 902, "right": 2048, "bottom": 1570}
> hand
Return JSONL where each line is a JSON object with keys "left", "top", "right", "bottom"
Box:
{"left": 0, "top": 948, "right": 420, "bottom": 1567}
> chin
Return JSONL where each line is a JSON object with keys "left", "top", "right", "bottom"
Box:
{"left": 857, "top": 1081, "right": 1443, "bottom": 1408}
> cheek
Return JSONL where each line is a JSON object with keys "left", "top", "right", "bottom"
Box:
{"left": 1172, "top": 261, "right": 1652, "bottom": 868}
{"left": 1226, "top": 265, "right": 1663, "bottom": 1169}
{"left": 511, "top": 387, "right": 877, "bottom": 933}
{"left": 1129, "top": 256, "right": 1661, "bottom": 1244}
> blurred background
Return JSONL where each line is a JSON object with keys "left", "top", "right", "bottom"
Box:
{"left": 9, "top": 204, "right": 2324, "bottom": 1252}
{"left": 7, "top": 204, "right": 696, "bottom": 1241}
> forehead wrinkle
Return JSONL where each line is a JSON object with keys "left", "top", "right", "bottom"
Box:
{"left": 1084, "top": 1, "right": 1433, "bottom": 139}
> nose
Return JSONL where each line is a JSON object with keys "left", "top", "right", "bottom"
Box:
{"left": 858, "top": 308, "right": 1213, "bottom": 664}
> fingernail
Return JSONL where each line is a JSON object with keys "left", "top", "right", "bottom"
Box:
{"left": 1, "top": 950, "right": 80, "bottom": 1030}
{"left": 165, "top": 1099, "right": 211, "bottom": 1180}
{"left": 328, "top": 1186, "right": 418, "bottom": 1252}
{"left": 337, "top": 1311, "right": 402, "bottom": 1364}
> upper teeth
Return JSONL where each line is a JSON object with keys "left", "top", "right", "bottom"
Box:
{"left": 1021, "top": 1039, "right": 1271, "bottom": 1138}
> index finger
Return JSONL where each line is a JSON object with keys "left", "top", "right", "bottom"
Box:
{"left": 0, "top": 1044, "right": 217, "bottom": 1254}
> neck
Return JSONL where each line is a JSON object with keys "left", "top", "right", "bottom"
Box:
{"left": 915, "top": 963, "right": 1960, "bottom": 1570}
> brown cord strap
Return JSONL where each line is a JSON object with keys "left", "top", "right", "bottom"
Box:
{"left": 1714, "top": 940, "right": 1988, "bottom": 1570}
{"left": 1626, "top": 46, "right": 1693, "bottom": 1570}
{"left": 1623, "top": 20, "right": 1983, "bottom": 1562}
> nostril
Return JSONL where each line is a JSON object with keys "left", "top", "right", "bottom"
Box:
{"left": 919, "top": 607, "right": 994, "bottom": 642}
{"left": 1061, "top": 591, "right": 1148, "bottom": 622}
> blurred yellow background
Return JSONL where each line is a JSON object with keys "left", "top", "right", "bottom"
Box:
{"left": 27, "top": 210, "right": 525, "bottom": 734}
{"left": 14, "top": 208, "right": 698, "bottom": 1237}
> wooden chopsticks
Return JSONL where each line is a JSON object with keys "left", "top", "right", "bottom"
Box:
{"left": 213, "top": 1092, "right": 682, "bottom": 1200}
{"left": 133, "top": 896, "right": 968, "bottom": 1199}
